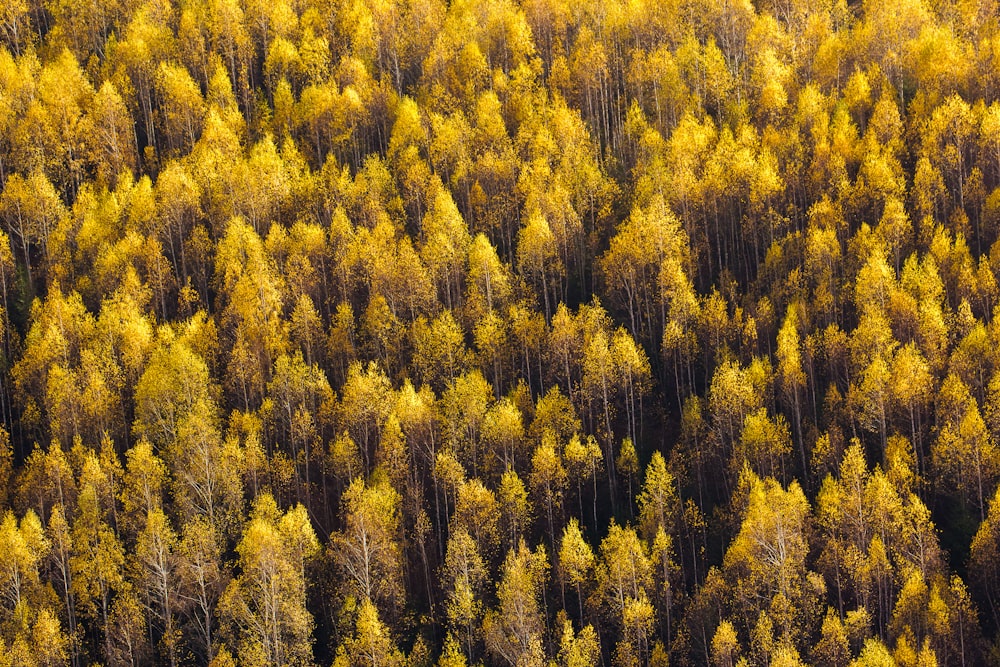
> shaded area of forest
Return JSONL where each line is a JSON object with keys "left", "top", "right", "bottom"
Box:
{"left": 2, "top": 0, "right": 1000, "bottom": 665}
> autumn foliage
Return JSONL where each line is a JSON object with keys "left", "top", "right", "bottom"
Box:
{"left": 3, "top": 0, "right": 1000, "bottom": 665}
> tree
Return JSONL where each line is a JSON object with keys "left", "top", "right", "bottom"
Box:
{"left": 558, "top": 518, "right": 594, "bottom": 625}
{"left": 481, "top": 398, "right": 525, "bottom": 478}
{"left": 529, "top": 433, "right": 567, "bottom": 555}
{"left": 420, "top": 181, "right": 470, "bottom": 309}
{"left": 47, "top": 503, "right": 78, "bottom": 665}
{"left": 442, "top": 528, "right": 487, "bottom": 660}
{"left": 563, "top": 433, "right": 603, "bottom": 531}
{"left": 812, "top": 608, "right": 850, "bottom": 667}
{"left": 121, "top": 439, "right": 167, "bottom": 538}
{"left": 933, "top": 373, "right": 1000, "bottom": 522}
{"left": 177, "top": 517, "right": 225, "bottom": 664}
{"left": 334, "top": 597, "right": 404, "bottom": 667}
{"left": 437, "top": 633, "right": 468, "bottom": 667}
{"left": 332, "top": 476, "right": 404, "bottom": 612}
{"left": 637, "top": 452, "right": 679, "bottom": 544}
{"left": 923, "top": 95, "right": 977, "bottom": 225}
{"left": 86, "top": 81, "right": 137, "bottom": 186}
{"left": 0, "top": 509, "right": 48, "bottom": 618}
{"left": 106, "top": 584, "right": 151, "bottom": 667}
{"left": 595, "top": 523, "right": 655, "bottom": 664}
{"left": 136, "top": 508, "right": 180, "bottom": 667}
{"left": 777, "top": 306, "right": 808, "bottom": 478}
{"left": 339, "top": 361, "right": 394, "bottom": 474}
{"left": 71, "top": 462, "right": 126, "bottom": 663}
{"left": 169, "top": 396, "right": 242, "bottom": 530}
{"left": 891, "top": 343, "right": 933, "bottom": 466}
{"left": 157, "top": 62, "right": 206, "bottom": 156}
{"left": 465, "top": 233, "right": 512, "bottom": 323}
{"left": 558, "top": 620, "right": 600, "bottom": 667}
{"left": 0, "top": 0, "right": 30, "bottom": 56}
{"left": 411, "top": 311, "right": 469, "bottom": 392}
{"left": 610, "top": 328, "right": 652, "bottom": 449}
{"left": 721, "top": 470, "right": 821, "bottom": 653}
{"left": 498, "top": 468, "right": 531, "bottom": 551}
{"left": 440, "top": 370, "right": 493, "bottom": 477}
{"left": 474, "top": 310, "right": 508, "bottom": 396}
{"left": 735, "top": 408, "right": 793, "bottom": 482}
{"left": 268, "top": 351, "right": 334, "bottom": 501}
{"left": 234, "top": 136, "right": 291, "bottom": 236}
{"left": 133, "top": 339, "right": 216, "bottom": 450}
{"left": 581, "top": 325, "right": 618, "bottom": 492}
{"left": 600, "top": 196, "right": 687, "bottom": 350}
{"left": 971, "top": 486, "right": 1000, "bottom": 630}
{"left": 215, "top": 217, "right": 288, "bottom": 409}
{"left": 219, "top": 495, "right": 318, "bottom": 667}
{"left": 638, "top": 452, "right": 682, "bottom": 640}
{"left": 453, "top": 479, "right": 500, "bottom": 558}
{"left": 483, "top": 540, "right": 548, "bottom": 667}
{"left": 711, "top": 619, "right": 739, "bottom": 667}
{"left": 517, "top": 210, "right": 562, "bottom": 320}
{"left": 707, "top": 357, "right": 770, "bottom": 487}
{"left": 0, "top": 170, "right": 66, "bottom": 292}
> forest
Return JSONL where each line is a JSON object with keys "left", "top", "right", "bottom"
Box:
{"left": 2, "top": 0, "right": 1000, "bottom": 664}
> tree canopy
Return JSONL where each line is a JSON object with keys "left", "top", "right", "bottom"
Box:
{"left": 1, "top": 0, "right": 1000, "bottom": 665}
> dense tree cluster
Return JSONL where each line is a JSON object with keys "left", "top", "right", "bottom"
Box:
{"left": 4, "top": 0, "right": 1000, "bottom": 665}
